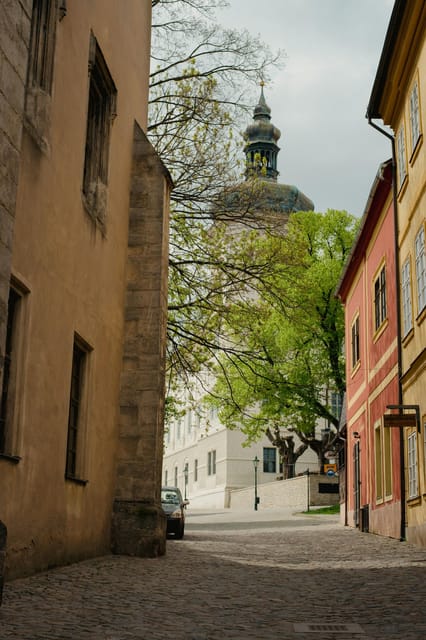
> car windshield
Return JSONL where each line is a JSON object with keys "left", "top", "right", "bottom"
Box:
{"left": 161, "top": 490, "right": 180, "bottom": 504}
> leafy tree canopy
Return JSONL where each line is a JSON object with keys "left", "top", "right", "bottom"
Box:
{"left": 207, "top": 209, "right": 359, "bottom": 466}
{"left": 149, "top": 0, "right": 285, "bottom": 384}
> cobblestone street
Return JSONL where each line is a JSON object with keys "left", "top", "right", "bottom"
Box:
{"left": 1, "top": 508, "right": 426, "bottom": 640}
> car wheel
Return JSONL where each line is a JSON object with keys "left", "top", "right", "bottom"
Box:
{"left": 175, "top": 522, "right": 184, "bottom": 539}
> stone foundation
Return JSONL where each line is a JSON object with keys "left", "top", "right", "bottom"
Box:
{"left": 111, "top": 500, "right": 166, "bottom": 557}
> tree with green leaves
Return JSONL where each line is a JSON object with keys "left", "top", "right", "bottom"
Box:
{"left": 149, "top": 0, "right": 285, "bottom": 384}
{"left": 208, "top": 209, "right": 359, "bottom": 473}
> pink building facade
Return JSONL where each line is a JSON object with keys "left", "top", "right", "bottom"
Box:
{"left": 337, "top": 160, "right": 402, "bottom": 539}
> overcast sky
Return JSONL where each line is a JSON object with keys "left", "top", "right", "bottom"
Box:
{"left": 218, "top": 0, "right": 394, "bottom": 216}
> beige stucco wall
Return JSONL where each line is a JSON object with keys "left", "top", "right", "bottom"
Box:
{"left": 1, "top": 1, "right": 156, "bottom": 578}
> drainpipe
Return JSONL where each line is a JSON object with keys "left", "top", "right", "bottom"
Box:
{"left": 367, "top": 118, "right": 405, "bottom": 541}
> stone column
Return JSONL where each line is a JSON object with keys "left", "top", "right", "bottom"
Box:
{"left": 111, "top": 122, "right": 172, "bottom": 557}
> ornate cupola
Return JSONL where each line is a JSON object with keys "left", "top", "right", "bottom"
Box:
{"left": 244, "top": 83, "right": 281, "bottom": 181}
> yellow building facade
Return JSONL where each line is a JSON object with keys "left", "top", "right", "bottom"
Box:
{"left": 367, "top": 0, "right": 426, "bottom": 546}
{"left": 0, "top": 0, "right": 171, "bottom": 580}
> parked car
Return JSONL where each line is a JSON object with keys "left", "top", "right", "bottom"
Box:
{"left": 161, "top": 486, "right": 189, "bottom": 539}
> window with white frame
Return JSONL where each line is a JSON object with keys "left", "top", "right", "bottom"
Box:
{"left": 207, "top": 450, "right": 216, "bottom": 476}
{"left": 351, "top": 315, "right": 360, "bottom": 369}
{"left": 401, "top": 258, "right": 413, "bottom": 336}
{"left": 408, "top": 432, "right": 418, "bottom": 499}
{"left": 375, "top": 425, "right": 383, "bottom": 501}
{"left": 330, "top": 391, "right": 342, "bottom": 421}
{"left": 194, "top": 458, "right": 198, "bottom": 482}
{"left": 375, "top": 422, "right": 393, "bottom": 503}
{"left": 174, "top": 466, "right": 178, "bottom": 486}
{"left": 396, "top": 125, "right": 407, "bottom": 188}
{"left": 384, "top": 425, "right": 392, "bottom": 498}
{"left": 409, "top": 80, "right": 421, "bottom": 151}
{"left": 164, "top": 469, "right": 168, "bottom": 485}
{"left": 415, "top": 226, "right": 426, "bottom": 314}
{"left": 374, "top": 265, "right": 387, "bottom": 331}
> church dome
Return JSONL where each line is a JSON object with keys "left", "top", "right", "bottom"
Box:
{"left": 240, "top": 85, "right": 314, "bottom": 213}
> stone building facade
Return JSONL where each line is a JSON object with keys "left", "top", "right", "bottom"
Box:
{"left": 0, "top": 0, "right": 171, "bottom": 581}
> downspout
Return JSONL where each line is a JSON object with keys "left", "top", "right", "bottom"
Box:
{"left": 368, "top": 118, "right": 405, "bottom": 541}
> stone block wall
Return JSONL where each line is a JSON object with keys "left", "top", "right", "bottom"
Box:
{"left": 0, "top": 0, "right": 31, "bottom": 382}
{"left": 230, "top": 474, "right": 339, "bottom": 510}
{"left": 111, "top": 123, "right": 172, "bottom": 557}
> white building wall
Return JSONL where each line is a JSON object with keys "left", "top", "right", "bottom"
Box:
{"left": 163, "top": 401, "right": 319, "bottom": 509}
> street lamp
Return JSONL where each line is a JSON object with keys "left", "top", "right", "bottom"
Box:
{"left": 253, "top": 455, "right": 260, "bottom": 511}
{"left": 183, "top": 463, "right": 189, "bottom": 500}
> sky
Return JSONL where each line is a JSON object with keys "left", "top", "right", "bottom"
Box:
{"left": 217, "top": 0, "right": 395, "bottom": 216}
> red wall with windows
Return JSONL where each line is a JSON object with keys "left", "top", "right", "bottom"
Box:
{"left": 338, "top": 161, "right": 401, "bottom": 538}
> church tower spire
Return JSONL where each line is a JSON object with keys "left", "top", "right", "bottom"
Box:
{"left": 243, "top": 83, "right": 281, "bottom": 182}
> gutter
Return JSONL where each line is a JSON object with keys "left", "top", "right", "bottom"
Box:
{"left": 367, "top": 118, "right": 405, "bottom": 542}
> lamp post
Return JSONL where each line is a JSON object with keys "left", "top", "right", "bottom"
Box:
{"left": 253, "top": 455, "right": 259, "bottom": 511}
{"left": 183, "top": 463, "right": 188, "bottom": 500}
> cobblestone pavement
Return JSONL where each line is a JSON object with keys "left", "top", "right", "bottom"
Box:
{"left": 1, "top": 508, "right": 426, "bottom": 640}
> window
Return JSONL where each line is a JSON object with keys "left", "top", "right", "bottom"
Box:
{"left": 207, "top": 450, "right": 216, "bottom": 476}
{"left": 28, "top": 0, "right": 57, "bottom": 93}
{"left": 330, "top": 391, "right": 342, "bottom": 421}
{"left": 176, "top": 419, "right": 181, "bottom": 441}
{"left": 65, "top": 339, "right": 90, "bottom": 481}
{"left": 187, "top": 410, "right": 192, "bottom": 434}
{"left": 82, "top": 34, "right": 117, "bottom": 227}
{"left": 409, "top": 81, "right": 421, "bottom": 151}
{"left": 263, "top": 447, "right": 276, "bottom": 473}
{"left": 397, "top": 125, "right": 407, "bottom": 188}
{"left": 374, "top": 265, "right": 387, "bottom": 331}
{"left": 415, "top": 226, "right": 426, "bottom": 314}
{"left": 174, "top": 466, "right": 178, "bottom": 486}
{"left": 408, "top": 432, "right": 418, "bottom": 499}
{"left": 194, "top": 459, "right": 198, "bottom": 482}
{"left": 164, "top": 470, "right": 168, "bottom": 486}
{"left": 0, "top": 287, "right": 25, "bottom": 457}
{"left": 351, "top": 315, "right": 360, "bottom": 368}
{"left": 384, "top": 425, "right": 392, "bottom": 498}
{"left": 401, "top": 258, "right": 413, "bottom": 336}
{"left": 375, "top": 426, "right": 383, "bottom": 501}
{"left": 25, "top": 0, "right": 60, "bottom": 150}
{"left": 376, "top": 422, "right": 393, "bottom": 502}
